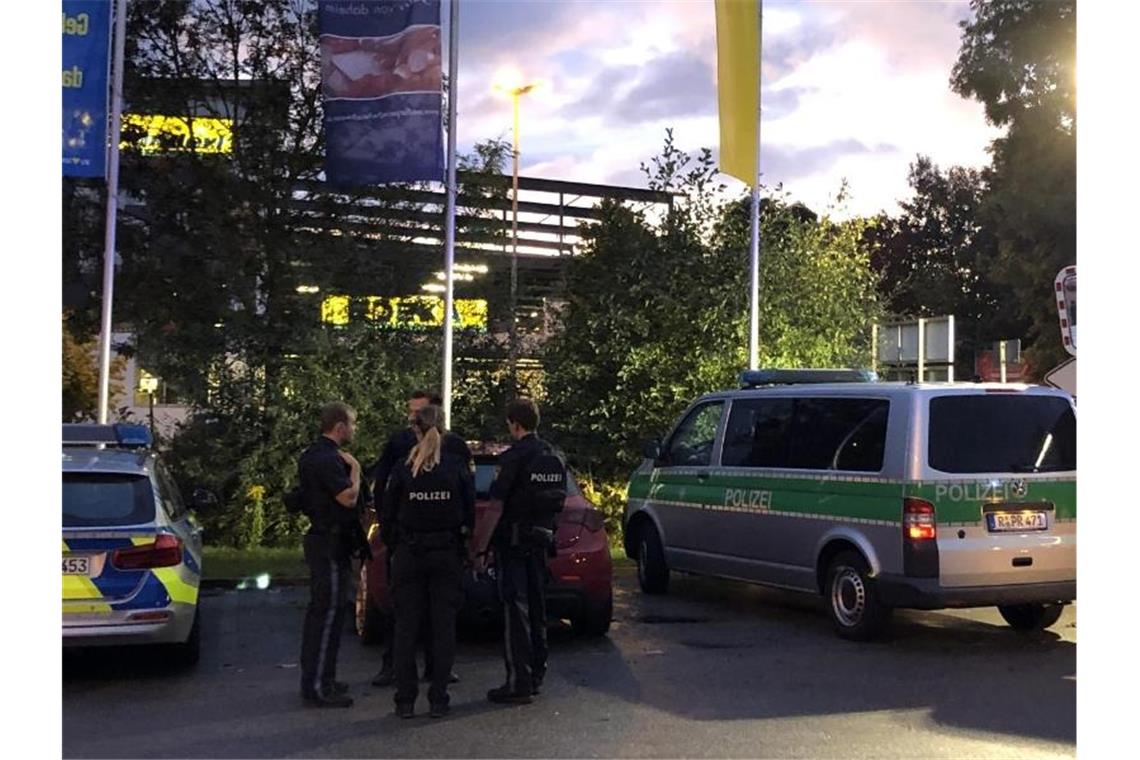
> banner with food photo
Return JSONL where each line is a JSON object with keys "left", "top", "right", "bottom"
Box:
{"left": 319, "top": 0, "right": 444, "bottom": 185}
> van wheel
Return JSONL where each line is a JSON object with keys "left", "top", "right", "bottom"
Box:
{"left": 826, "top": 551, "right": 890, "bottom": 641}
{"left": 636, "top": 524, "right": 669, "bottom": 595}
{"left": 998, "top": 603, "right": 1064, "bottom": 631}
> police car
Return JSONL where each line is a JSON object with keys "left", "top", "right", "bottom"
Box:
{"left": 625, "top": 370, "right": 1076, "bottom": 640}
{"left": 356, "top": 444, "right": 614, "bottom": 640}
{"left": 62, "top": 424, "right": 205, "bottom": 664}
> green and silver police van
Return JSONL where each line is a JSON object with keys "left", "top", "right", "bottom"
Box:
{"left": 623, "top": 370, "right": 1076, "bottom": 640}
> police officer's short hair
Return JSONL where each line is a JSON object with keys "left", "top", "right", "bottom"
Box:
{"left": 410, "top": 389, "right": 444, "bottom": 406}
{"left": 506, "top": 398, "right": 540, "bottom": 432}
{"left": 319, "top": 402, "right": 355, "bottom": 433}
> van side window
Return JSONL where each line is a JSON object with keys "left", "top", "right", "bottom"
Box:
{"left": 789, "top": 398, "right": 889, "bottom": 472}
{"left": 663, "top": 401, "right": 725, "bottom": 467}
{"left": 722, "top": 398, "right": 795, "bottom": 468}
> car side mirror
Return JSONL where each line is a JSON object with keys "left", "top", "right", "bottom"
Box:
{"left": 642, "top": 439, "right": 662, "bottom": 461}
{"left": 191, "top": 487, "right": 219, "bottom": 510}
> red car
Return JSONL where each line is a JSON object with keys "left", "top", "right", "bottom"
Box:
{"left": 355, "top": 446, "right": 614, "bottom": 640}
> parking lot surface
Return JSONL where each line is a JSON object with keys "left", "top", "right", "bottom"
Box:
{"left": 63, "top": 567, "right": 1075, "bottom": 758}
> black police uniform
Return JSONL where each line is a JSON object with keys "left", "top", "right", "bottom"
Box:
{"left": 371, "top": 429, "right": 472, "bottom": 682}
{"left": 298, "top": 436, "right": 358, "bottom": 704}
{"left": 381, "top": 451, "right": 474, "bottom": 713}
{"left": 488, "top": 432, "right": 556, "bottom": 699}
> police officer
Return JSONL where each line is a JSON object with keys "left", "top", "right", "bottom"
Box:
{"left": 370, "top": 390, "right": 472, "bottom": 687}
{"left": 298, "top": 402, "right": 362, "bottom": 708}
{"left": 381, "top": 404, "right": 474, "bottom": 719}
{"left": 471, "top": 398, "right": 564, "bottom": 705}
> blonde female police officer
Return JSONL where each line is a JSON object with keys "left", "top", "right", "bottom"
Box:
{"left": 380, "top": 404, "right": 474, "bottom": 718}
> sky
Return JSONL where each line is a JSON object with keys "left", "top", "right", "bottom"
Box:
{"left": 449, "top": 0, "right": 1002, "bottom": 219}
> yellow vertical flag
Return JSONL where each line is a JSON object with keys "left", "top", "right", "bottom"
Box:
{"left": 715, "top": 0, "right": 761, "bottom": 185}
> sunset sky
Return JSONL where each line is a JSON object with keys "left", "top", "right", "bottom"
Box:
{"left": 451, "top": 0, "right": 1002, "bottom": 219}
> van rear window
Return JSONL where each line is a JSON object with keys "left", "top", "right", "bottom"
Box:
{"left": 63, "top": 473, "right": 156, "bottom": 527}
{"left": 928, "top": 395, "right": 1076, "bottom": 473}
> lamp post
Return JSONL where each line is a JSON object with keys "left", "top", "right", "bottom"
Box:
{"left": 493, "top": 72, "right": 536, "bottom": 396}
{"left": 138, "top": 373, "right": 159, "bottom": 437}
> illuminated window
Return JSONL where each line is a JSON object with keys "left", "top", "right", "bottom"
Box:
{"left": 120, "top": 114, "right": 234, "bottom": 155}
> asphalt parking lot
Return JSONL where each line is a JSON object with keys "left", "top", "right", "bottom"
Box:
{"left": 63, "top": 567, "right": 1075, "bottom": 759}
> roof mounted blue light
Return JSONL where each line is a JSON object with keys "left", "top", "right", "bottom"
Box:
{"left": 740, "top": 369, "right": 878, "bottom": 388}
{"left": 62, "top": 423, "right": 153, "bottom": 448}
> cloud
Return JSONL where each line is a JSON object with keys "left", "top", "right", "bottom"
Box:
{"left": 761, "top": 139, "right": 900, "bottom": 183}
{"left": 565, "top": 51, "right": 716, "bottom": 126}
{"left": 445, "top": 0, "right": 994, "bottom": 219}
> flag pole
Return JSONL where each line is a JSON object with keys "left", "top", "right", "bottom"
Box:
{"left": 748, "top": 1, "right": 762, "bottom": 371}
{"left": 97, "top": 0, "right": 129, "bottom": 423}
{"left": 441, "top": 0, "right": 460, "bottom": 427}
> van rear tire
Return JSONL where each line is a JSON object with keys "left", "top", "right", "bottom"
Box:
{"left": 998, "top": 603, "right": 1064, "bottom": 631}
{"left": 825, "top": 551, "right": 890, "bottom": 640}
{"left": 636, "top": 524, "right": 669, "bottom": 595}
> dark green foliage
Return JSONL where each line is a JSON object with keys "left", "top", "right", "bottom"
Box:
{"left": 950, "top": 0, "right": 1076, "bottom": 374}
{"left": 543, "top": 132, "right": 881, "bottom": 481}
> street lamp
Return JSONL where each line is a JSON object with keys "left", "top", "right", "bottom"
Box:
{"left": 493, "top": 68, "right": 538, "bottom": 395}
{"left": 138, "top": 372, "right": 159, "bottom": 436}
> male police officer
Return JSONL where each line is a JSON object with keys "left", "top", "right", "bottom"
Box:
{"left": 370, "top": 390, "right": 473, "bottom": 687}
{"left": 471, "top": 398, "right": 566, "bottom": 704}
{"left": 381, "top": 404, "right": 474, "bottom": 718}
{"left": 298, "top": 402, "right": 361, "bottom": 708}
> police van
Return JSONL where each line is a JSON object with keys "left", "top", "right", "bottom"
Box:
{"left": 623, "top": 370, "right": 1076, "bottom": 640}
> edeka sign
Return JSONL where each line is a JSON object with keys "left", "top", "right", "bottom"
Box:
{"left": 318, "top": 0, "right": 443, "bottom": 185}
{"left": 62, "top": 1, "right": 112, "bottom": 178}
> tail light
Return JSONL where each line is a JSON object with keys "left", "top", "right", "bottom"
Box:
{"left": 111, "top": 534, "right": 183, "bottom": 570}
{"left": 903, "top": 498, "right": 936, "bottom": 541}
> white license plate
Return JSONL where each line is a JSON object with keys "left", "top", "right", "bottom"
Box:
{"left": 62, "top": 556, "right": 91, "bottom": 576}
{"left": 987, "top": 511, "right": 1048, "bottom": 532}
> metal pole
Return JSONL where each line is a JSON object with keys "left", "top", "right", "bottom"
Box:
{"left": 947, "top": 315, "right": 955, "bottom": 382}
{"left": 1000, "top": 340, "right": 1008, "bottom": 384}
{"left": 871, "top": 322, "right": 878, "bottom": 374}
{"left": 747, "top": 1, "right": 763, "bottom": 371}
{"left": 97, "top": 0, "right": 129, "bottom": 424}
{"left": 148, "top": 391, "right": 155, "bottom": 436}
{"left": 441, "top": 0, "right": 460, "bottom": 427}
{"left": 509, "top": 90, "right": 520, "bottom": 395}
{"left": 917, "top": 317, "right": 926, "bottom": 383}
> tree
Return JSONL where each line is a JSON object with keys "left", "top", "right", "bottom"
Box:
{"left": 863, "top": 156, "right": 1021, "bottom": 363}
{"left": 62, "top": 313, "right": 127, "bottom": 422}
{"left": 543, "top": 134, "right": 882, "bottom": 480}
{"left": 951, "top": 0, "right": 1076, "bottom": 374}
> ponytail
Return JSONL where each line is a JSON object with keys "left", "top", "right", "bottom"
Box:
{"left": 407, "top": 404, "right": 444, "bottom": 477}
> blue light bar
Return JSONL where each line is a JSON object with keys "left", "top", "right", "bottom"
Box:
{"left": 62, "top": 423, "right": 153, "bottom": 448}
{"left": 740, "top": 369, "right": 878, "bottom": 388}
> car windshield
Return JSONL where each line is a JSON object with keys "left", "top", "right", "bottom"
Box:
{"left": 928, "top": 395, "right": 1076, "bottom": 474}
{"left": 63, "top": 473, "right": 156, "bottom": 527}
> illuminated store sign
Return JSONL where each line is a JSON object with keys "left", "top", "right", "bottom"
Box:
{"left": 121, "top": 114, "right": 234, "bottom": 154}
{"left": 321, "top": 295, "right": 488, "bottom": 331}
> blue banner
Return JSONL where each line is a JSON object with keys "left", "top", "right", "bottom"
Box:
{"left": 62, "top": 0, "right": 112, "bottom": 178}
{"left": 319, "top": 0, "right": 444, "bottom": 185}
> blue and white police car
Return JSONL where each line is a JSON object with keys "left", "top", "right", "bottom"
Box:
{"left": 62, "top": 424, "right": 205, "bottom": 664}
